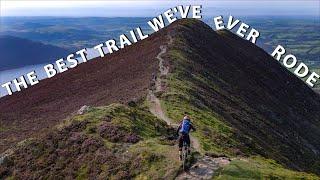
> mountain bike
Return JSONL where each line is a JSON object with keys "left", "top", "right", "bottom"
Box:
{"left": 182, "top": 140, "right": 189, "bottom": 171}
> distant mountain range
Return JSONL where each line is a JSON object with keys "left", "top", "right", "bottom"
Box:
{"left": 1, "top": 17, "right": 319, "bottom": 67}
{"left": 0, "top": 35, "right": 69, "bottom": 71}
{"left": 0, "top": 19, "right": 319, "bottom": 179}
{"left": 0, "top": 17, "right": 152, "bottom": 50}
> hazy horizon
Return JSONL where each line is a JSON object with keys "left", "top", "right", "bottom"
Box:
{"left": 1, "top": 1, "right": 319, "bottom": 17}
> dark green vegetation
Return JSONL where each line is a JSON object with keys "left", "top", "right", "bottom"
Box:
{"left": 237, "top": 17, "right": 320, "bottom": 67}
{"left": 1, "top": 16, "right": 319, "bottom": 69}
{"left": 0, "top": 17, "right": 152, "bottom": 51}
{"left": 250, "top": 17, "right": 320, "bottom": 89}
{"left": 0, "top": 17, "right": 153, "bottom": 71}
{"left": 1, "top": 103, "right": 317, "bottom": 179}
{"left": 0, "top": 19, "right": 319, "bottom": 179}
{"left": 216, "top": 157, "right": 318, "bottom": 179}
{"left": 2, "top": 17, "right": 318, "bottom": 64}
{"left": 160, "top": 19, "right": 320, "bottom": 175}
{"left": 0, "top": 103, "right": 181, "bottom": 179}
{"left": 205, "top": 17, "right": 320, "bottom": 89}
{"left": 1, "top": 17, "right": 318, "bottom": 93}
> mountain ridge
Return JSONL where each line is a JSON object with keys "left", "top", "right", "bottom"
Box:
{"left": 0, "top": 27, "right": 165, "bottom": 153}
{"left": 0, "top": 19, "right": 319, "bottom": 178}
{"left": 158, "top": 19, "right": 320, "bottom": 173}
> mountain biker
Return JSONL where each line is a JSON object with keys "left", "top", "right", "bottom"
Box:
{"left": 176, "top": 115, "right": 196, "bottom": 161}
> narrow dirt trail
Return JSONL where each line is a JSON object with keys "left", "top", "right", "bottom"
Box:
{"left": 176, "top": 156, "right": 230, "bottom": 180}
{"left": 147, "top": 36, "right": 200, "bottom": 152}
{"left": 147, "top": 35, "right": 230, "bottom": 179}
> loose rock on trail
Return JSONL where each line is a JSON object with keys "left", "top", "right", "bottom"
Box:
{"left": 147, "top": 35, "right": 230, "bottom": 179}
{"left": 176, "top": 156, "right": 230, "bottom": 180}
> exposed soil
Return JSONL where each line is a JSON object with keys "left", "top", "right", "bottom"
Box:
{"left": 147, "top": 35, "right": 200, "bottom": 152}
{"left": 176, "top": 156, "right": 230, "bottom": 180}
{"left": 1, "top": 18, "right": 320, "bottom": 176}
{"left": 147, "top": 34, "right": 226, "bottom": 179}
{"left": 163, "top": 19, "right": 320, "bottom": 174}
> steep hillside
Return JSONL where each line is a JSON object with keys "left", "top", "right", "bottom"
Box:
{"left": 0, "top": 31, "right": 165, "bottom": 153}
{"left": 1, "top": 103, "right": 317, "bottom": 179}
{"left": 160, "top": 19, "right": 320, "bottom": 174}
{"left": 0, "top": 103, "right": 181, "bottom": 179}
{"left": 0, "top": 19, "right": 319, "bottom": 179}
{"left": 0, "top": 35, "right": 69, "bottom": 70}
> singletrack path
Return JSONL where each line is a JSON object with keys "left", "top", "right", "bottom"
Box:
{"left": 147, "top": 35, "right": 200, "bottom": 152}
{"left": 147, "top": 35, "right": 230, "bottom": 179}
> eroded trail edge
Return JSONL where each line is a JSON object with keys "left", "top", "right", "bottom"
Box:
{"left": 147, "top": 35, "right": 201, "bottom": 150}
{"left": 147, "top": 35, "right": 230, "bottom": 179}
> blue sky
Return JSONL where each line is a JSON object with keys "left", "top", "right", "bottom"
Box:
{"left": 1, "top": 0, "right": 319, "bottom": 17}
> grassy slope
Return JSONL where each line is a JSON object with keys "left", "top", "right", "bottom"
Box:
{"left": 216, "top": 157, "right": 318, "bottom": 179}
{"left": 162, "top": 20, "right": 259, "bottom": 156}
{"left": 2, "top": 101, "right": 318, "bottom": 179}
{"left": 1, "top": 19, "right": 319, "bottom": 179}
{"left": 1, "top": 103, "right": 181, "bottom": 179}
{"left": 160, "top": 19, "right": 319, "bottom": 179}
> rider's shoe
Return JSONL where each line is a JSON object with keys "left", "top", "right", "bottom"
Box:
{"left": 179, "top": 154, "right": 182, "bottom": 161}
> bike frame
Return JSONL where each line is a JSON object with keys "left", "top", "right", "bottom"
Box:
{"left": 182, "top": 140, "right": 188, "bottom": 170}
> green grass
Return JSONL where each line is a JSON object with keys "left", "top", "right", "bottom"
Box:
{"left": 66, "top": 103, "right": 180, "bottom": 178}
{"left": 158, "top": 24, "right": 319, "bottom": 179}
{"left": 129, "top": 139, "right": 180, "bottom": 179}
{"left": 0, "top": 126, "right": 8, "bottom": 132}
{"left": 3, "top": 19, "right": 319, "bottom": 179}
{"left": 2, "top": 102, "right": 183, "bottom": 179}
{"left": 215, "top": 156, "right": 319, "bottom": 179}
{"left": 161, "top": 92, "right": 241, "bottom": 155}
{"left": 59, "top": 103, "right": 168, "bottom": 140}
{"left": 76, "top": 165, "right": 89, "bottom": 180}
{"left": 73, "top": 104, "right": 181, "bottom": 179}
{"left": 161, "top": 38, "right": 255, "bottom": 157}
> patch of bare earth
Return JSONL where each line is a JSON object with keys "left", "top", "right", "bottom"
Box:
{"left": 147, "top": 35, "right": 228, "bottom": 179}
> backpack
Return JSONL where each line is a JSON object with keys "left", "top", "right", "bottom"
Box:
{"left": 179, "top": 119, "right": 191, "bottom": 134}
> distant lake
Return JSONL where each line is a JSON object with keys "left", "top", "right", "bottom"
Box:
{"left": 1, "top": 16, "right": 319, "bottom": 97}
{"left": 0, "top": 47, "right": 106, "bottom": 98}
{"left": 0, "top": 63, "right": 46, "bottom": 97}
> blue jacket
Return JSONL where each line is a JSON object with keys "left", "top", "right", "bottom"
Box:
{"left": 177, "top": 119, "right": 195, "bottom": 134}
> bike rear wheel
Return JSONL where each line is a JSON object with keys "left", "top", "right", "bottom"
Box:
{"left": 182, "top": 142, "right": 188, "bottom": 170}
